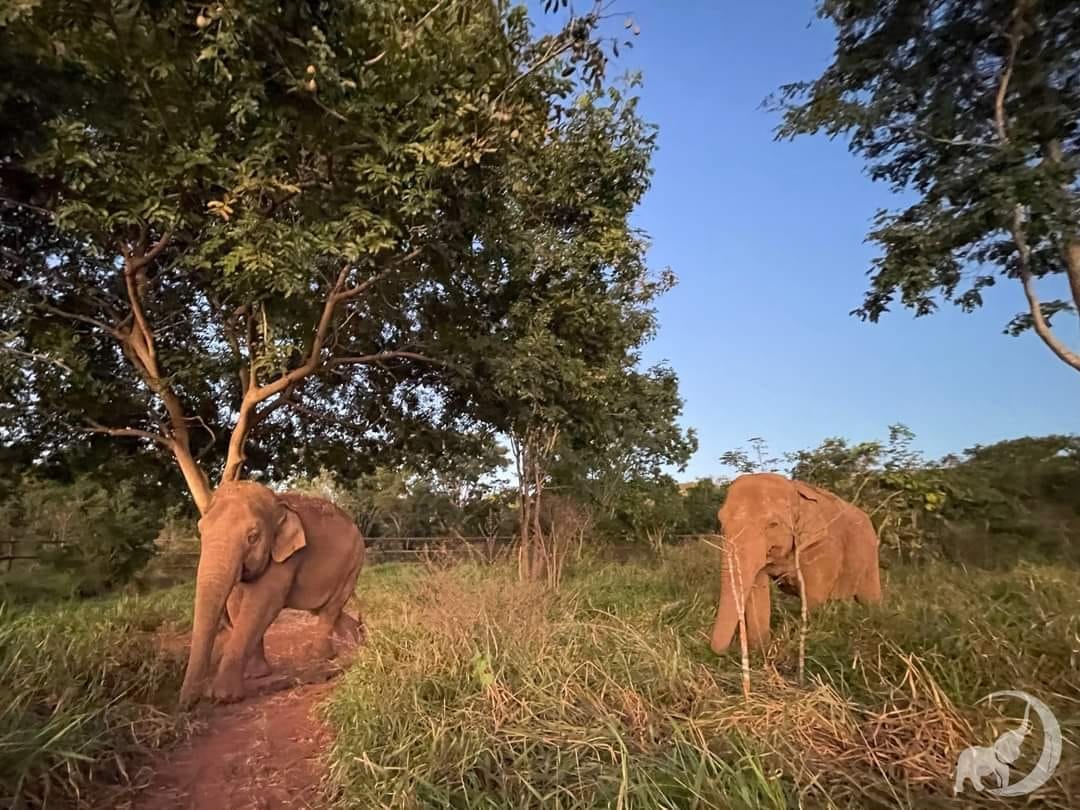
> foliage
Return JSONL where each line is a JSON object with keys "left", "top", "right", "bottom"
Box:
{"left": 428, "top": 73, "right": 696, "bottom": 581}
{"left": 0, "top": 0, "right": 653, "bottom": 514}
{"left": 718, "top": 437, "right": 781, "bottom": 475}
{"left": 287, "top": 461, "right": 517, "bottom": 541}
{"left": 772, "top": 0, "right": 1080, "bottom": 372}
{"left": 678, "top": 477, "right": 728, "bottom": 535}
{"left": 0, "top": 474, "right": 164, "bottom": 599}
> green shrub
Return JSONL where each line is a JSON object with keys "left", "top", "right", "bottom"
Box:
{"left": 0, "top": 475, "right": 163, "bottom": 600}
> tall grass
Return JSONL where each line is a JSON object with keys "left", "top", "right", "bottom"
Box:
{"left": 0, "top": 586, "right": 193, "bottom": 808}
{"left": 3, "top": 545, "right": 1077, "bottom": 808}
{"left": 324, "top": 548, "right": 1080, "bottom": 808}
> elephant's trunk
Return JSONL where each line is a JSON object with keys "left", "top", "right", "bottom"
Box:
{"left": 710, "top": 537, "right": 764, "bottom": 654}
{"left": 178, "top": 547, "right": 240, "bottom": 708}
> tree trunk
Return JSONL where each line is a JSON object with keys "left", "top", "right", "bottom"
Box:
{"left": 172, "top": 442, "right": 213, "bottom": 515}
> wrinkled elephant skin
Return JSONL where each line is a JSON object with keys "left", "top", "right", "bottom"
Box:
{"left": 709, "top": 473, "right": 882, "bottom": 654}
{"left": 178, "top": 481, "right": 366, "bottom": 708}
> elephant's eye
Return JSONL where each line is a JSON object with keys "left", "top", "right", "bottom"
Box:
{"left": 246, "top": 528, "right": 259, "bottom": 545}
{"left": 766, "top": 520, "right": 780, "bottom": 529}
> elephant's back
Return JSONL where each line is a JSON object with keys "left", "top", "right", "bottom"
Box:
{"left": 279, "top": 491, "right": 366, "bottom": 553}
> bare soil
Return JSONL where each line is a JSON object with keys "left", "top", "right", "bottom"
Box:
{"left": 115, "top": 610, "right": 355, "bottom": 810}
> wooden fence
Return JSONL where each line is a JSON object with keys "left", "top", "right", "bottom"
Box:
{"left": 1, "top": 536, "right": 522, "bottom": 571}
{"left": 1, "top": 539, "right": 64, "bottom": 569}
{"left": 155, "top": 535, "right": 521, "bottom": 570}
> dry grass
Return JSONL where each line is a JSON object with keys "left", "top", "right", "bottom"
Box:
{"left": 4, "top": 544, "right": 1078, "bottom": 809}
{"left": 322, "top": 546, "right": 1080, "bottom": 809}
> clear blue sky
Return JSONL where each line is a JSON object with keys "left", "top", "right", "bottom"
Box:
{"left": 529, "top": 2, "right": 1080, "bottom": 481}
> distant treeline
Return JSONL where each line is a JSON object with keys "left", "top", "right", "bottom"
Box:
{"left": 2, "top": 428, "right": 1077, "bottom": 601}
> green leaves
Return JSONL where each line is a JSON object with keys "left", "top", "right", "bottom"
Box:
{"left": 2, "top": 0, "right": 668, "bottom": 504}
{"left": 776, "top": 0, "right": 1080, "bottom": 372}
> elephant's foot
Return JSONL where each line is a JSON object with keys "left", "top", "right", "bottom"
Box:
{"left": 208, "top": 669, "right": 247, "bottom": 703}
{"left": 332, "top": 613, "right": 365, "bottom": 649}
{"left": 245, "top": 656, "right": 272, "bottom": 679}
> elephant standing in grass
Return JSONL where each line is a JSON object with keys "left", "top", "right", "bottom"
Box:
{"left": 709, "top": 472, "right": 882, "bottom": 654}
{"left": 178, "top": 481, "right": 365, "bottom": 707}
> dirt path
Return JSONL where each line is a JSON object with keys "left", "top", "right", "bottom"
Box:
{"left": 118, "top": 610, "right": 354, "bottom": 810}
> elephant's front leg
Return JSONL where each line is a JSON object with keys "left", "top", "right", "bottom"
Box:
{"left": 210, "top": 582, "right": 287, "bottom": 703}
{"left": 224, "top": 586, "right": 272, "bottom": 679}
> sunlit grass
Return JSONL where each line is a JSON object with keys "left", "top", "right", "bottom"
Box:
{"left": 3, "top": 547, "right": 1078, "bottom": 808}
{"left": 324, "top": 547, "right": 1080, "bottom": 808}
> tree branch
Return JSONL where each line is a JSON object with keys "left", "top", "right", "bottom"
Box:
{"left": 993, "top": 4, "right": 1078, "bottom": 372}
{"left": 127, "top": 226, "right": 174, "bottom": 271}
{"left": 222, "top": 266, "right": 350, "bottom": 480}
{"left": 221, "top": 247, "right": 427, "bottom": 481}
{"left": 992, "top": 0, "right": 1031, "bottom": 145}
{"left": 84, "top": 419, "right": 174, "bottom": 448}
{"left": 0, "top": 344, "right": 74, "bottom": 373}
{"left": 1012, "top": 206, "right": 1080, "bottom": 371}
{"left": 36, "top": 301, "right": 121, "bottom": 338}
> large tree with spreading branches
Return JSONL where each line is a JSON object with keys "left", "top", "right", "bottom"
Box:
{"left": 1, "top": 0, "right": 652, "bottom": 515}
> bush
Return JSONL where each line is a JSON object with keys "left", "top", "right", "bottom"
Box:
{"left": 0, "top": 475, "right": 163, "bottom": 600}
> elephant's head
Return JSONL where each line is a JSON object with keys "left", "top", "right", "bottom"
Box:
{"left": 709, "top": 473, "right": 823, "bottom": 654}
{"left": 178, "top": 481, "right": 307, "bottom": 707}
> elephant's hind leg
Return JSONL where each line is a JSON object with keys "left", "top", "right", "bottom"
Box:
{"left": 246, "top": 633, "right": 272, "bottom": 679}
{"left": 314, "top": 595, "right": 350, "bottom": 660}
{"left": 855, "top": 560, "right": 882, "bottom": 604}
{"left": 314, "top": 584, "right": 363, "bottom": 659}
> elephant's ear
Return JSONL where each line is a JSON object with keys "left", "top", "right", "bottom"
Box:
{"left": 794, "top": 481, "right": 819, "bottom": 502}
{"left": 272, "top": 505, "right": 307, "bottom": 563}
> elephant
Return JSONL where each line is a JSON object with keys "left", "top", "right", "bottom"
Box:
{"left": 178, "top": 480, "right": 366, "bottom": 708}
{"left": 709, "top": 472, "right": 882, "bottom": 654}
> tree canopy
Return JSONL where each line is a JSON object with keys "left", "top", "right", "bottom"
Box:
{"left": 1, "top": 0, "right": 683, "bottom": 520}
{"left": 773, "top": 0, "right": 1080, "bottom": 373}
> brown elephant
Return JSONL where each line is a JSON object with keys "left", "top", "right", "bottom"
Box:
{"left": 709, "top": 472, "right": 882, "bottom": 654}
{"left": 178, "top": 481, "right": 365, "bottom": 708}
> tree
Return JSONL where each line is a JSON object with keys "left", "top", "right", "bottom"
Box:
{"left": 0, "top": 0, "right": 625, "bottom": 514}
{"left": 773, "top": 0, "right": 1080, "bottom": 372}
{"left": 719, "top": 436, "right": 781, "bottom": 476}
{"left": 679, "top": 478, "right": 727, "bottom": 535}
{"left": 428, "top": 70, "right": 695, "bottom": 580}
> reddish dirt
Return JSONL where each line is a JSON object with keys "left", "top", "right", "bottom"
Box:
{"left": 118, "top": 610, "right": 357, "bottom": 810}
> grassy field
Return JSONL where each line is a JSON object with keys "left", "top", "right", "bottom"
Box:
{"left": 3, "top": 544, "right": 1078, "bottom": 808}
